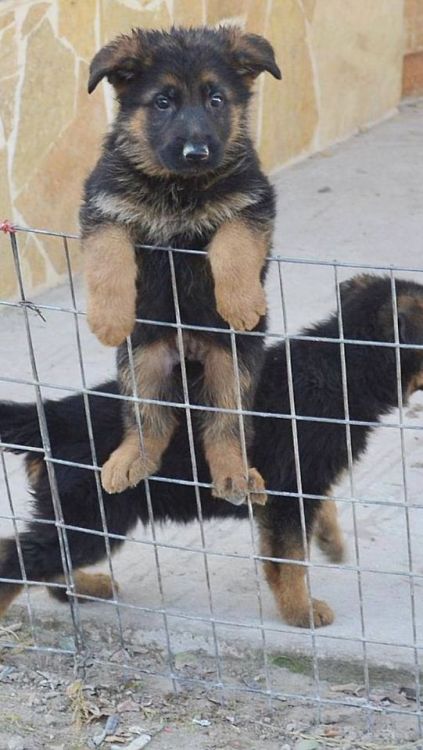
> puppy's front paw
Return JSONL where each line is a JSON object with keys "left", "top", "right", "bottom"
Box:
{"left": 216, "top": 283, "right": 266, "bottom": 331}
{"left": 87, "top": 297, "right": 135, "bottom": 347}
{"left": 101, "top": 450, "right": 158, "bottom": 494}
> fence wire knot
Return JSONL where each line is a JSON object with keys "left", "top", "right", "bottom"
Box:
{"left": 18, "top": 300, "right": 46, "bottom": 322}
{"left": 1, "top": 220, "right": 16, "bottom": 234}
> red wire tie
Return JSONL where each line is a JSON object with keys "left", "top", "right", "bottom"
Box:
{"left": 0, "top": 220, "right": 16, "bottom": 234}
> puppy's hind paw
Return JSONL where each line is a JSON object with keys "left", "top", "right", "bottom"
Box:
{"left": 212, "top": 467, "right": 267, "bottom": 506}
{"left": 285, "top": 598, "right": 334, "bottom": 628}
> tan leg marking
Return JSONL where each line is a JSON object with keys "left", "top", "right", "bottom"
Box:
{"left": 103, "top": 340, "right": 178, "bottom": 494}
{"left": 0, "top": 584, "right": 22, "bottom": 618}
{"left": 0, "top": 539, "right": 23, "bottom": 618}
{"left": 82, "top": 224, "right": 138, "bottom": 346}
{"left": 208, "top": 220, "right": 269, "bottom": 331}
{"left": 261, "top": 531, "right": 334, "bottom": 628}
{"left": 49, "top": 571, "right": 118, "bottom": 602}
{"left": 202, "top": 346, "right": 266, "bottom": 505}
{"left": 315, "top": 500, "right": 345, "bottom": 563}
{"left": 25, "top": 457, "right": 44, "bottom": 489}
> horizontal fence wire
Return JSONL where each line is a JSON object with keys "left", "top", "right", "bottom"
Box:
{"left": 0, "top": 223, "right": 423, "bottom": 733}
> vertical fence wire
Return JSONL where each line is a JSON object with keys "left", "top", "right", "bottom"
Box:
{"left": 63, "top": 237, "right": 125, "bottom": 651}
{"left": 334, "top": 265, "right": 372, "bottom": 727}
{"left": 277, "top": 261, "right": 322, "bottom": 722}
{"left": 390, "top": 271, "right": 422, "bottom": 733}
{"left": 8, "top": 231, "right": 84, "bottom": 653}
{"left": 125, "top": 333, "right": 177, "bottom": 691}
{"left": 228, "top": 324, "right": 272, "bottom": 703}
{"left": 167, "top": 248, "right": 224, "bottom": 694}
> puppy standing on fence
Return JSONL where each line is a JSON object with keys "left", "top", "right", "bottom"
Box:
{"left": 80, "top": 26, "right": 281, "bottom": 503}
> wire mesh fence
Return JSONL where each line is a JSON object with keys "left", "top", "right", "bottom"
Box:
{"left": 0, "top": 223, "right": 423, "bottom": 735}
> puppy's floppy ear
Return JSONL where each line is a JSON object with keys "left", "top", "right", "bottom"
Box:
{"left": 229, "top": 30, "right": 282, "bottom": 81}
{"left": 88, "top": 31, "right": 147, "bottom": 94}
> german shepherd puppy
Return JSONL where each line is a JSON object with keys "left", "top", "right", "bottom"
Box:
{"left": 1, "top": 276, "right": 423, "bottom": 627}
{"left": 80, "top": 26, "right": 281, "bottom": 504}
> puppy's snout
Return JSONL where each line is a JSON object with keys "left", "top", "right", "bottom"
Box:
{"left": 182, "top": 142, "right": 210, "bottom": 162}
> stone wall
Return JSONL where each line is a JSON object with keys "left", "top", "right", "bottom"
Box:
{"left": 0, "top": 0, "right": 406, "bottom": 299}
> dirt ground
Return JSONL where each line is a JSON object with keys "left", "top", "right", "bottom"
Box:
{"left": 0, "top": 612, "right": 422, "bottom": 750}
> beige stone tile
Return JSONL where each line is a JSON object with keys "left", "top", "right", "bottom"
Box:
{"left": 0, "top": 147, "right": 18, "bottom": 300}
{"left": 0, "top": 10, "right": 15, "bottom": 31}
{"left": 21, "top": 2, "right": 49, "bottom": 36}
{"left": 100, "top": 0, "right": 171, "bottom": 42}
{"left": 0, "top": 74, "right": 18, "bottom": 141}
{"left": 0, "top": 148, "right": 12, "bottom": 218}
{"left": 260, "top": 0, "right": 318, "bottom": 171}
{"left": 309, "top": 1, "right": 404, "bottom": 150}
{"left": 206, "top": 0, "right": 246, "bottom": 25}
{"left": 15, "top": 59, "right": 106, "bottom": 273}
{"left": 19, "top": 232, "right": 48, "bottom": 291}
{"left": 173, "top": 1, "right": 205, "bottom": 27}
{"left": 245, "top": 0, "right": 268, "bottom": 35}
{"left": 301, "top": 0, "right": 317, "bottom": 23}
{"left": 0, "top": 24, "right": 18, "bottom": 80}
{"left": 58, "top": 0, "right": 96, "bottom": 61}
{"left": 12, "top": 17, "right": 76, "bottom": 195}
{"left": 0, "top": 237, "right": 18, "bottom": 300}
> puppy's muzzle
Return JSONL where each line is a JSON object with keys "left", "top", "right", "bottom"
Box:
{"left": 182, "top": 143, "right": 210, "bottom": 162}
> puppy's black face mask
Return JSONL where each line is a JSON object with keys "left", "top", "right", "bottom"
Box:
{"left": 121, "top": 66, "right": 242, "bottom": 177}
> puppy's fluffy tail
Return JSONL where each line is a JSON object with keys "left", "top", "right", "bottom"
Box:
{"left": 0, "top": 381, "right": 120, "bottom": 457}
{"left": 0, "top": 400, "right": 42, "bottom": 453}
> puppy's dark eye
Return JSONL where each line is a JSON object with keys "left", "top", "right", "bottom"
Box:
{"left": 210, "top": 93, "right": 224, "bottom": 108}
{"left": 155, "top": 94, "right": 171, "bottom": 110}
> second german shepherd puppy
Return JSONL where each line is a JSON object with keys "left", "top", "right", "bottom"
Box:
{"left": 2, "top": 276, "right": 423, "bottom": 627}
{"left": 80, "top": 26, "right": 281, "bottom": 504}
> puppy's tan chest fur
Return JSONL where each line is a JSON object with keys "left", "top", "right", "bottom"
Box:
{"left": 92, "top": 189, "right": 262, "bottom": 245}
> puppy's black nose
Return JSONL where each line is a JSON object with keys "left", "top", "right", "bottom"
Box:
{"left": 183, "top": 143, "right": 210, "bottom": 162}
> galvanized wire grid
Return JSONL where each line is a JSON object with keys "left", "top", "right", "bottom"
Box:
{"left": 0, "top": 224, "right": 422, "bottom": 730}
